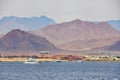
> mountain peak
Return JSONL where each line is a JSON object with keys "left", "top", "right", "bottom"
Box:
{"left": 6, "top": 29, "right": 25, "bottom": 35}
{"left": 40, "top": 15, "right": 49, "bottom": 19}
{"left": 71, "top": 19, "right": 82, "bottom": 23}
{"left": 0, "top": 29, "right": 58, "bottom": 51}
{"left": 10, "top": 29, "right": 23, "bottom": 32}
{"left": 2, "top": 29, "right": 29, "bottom": 40}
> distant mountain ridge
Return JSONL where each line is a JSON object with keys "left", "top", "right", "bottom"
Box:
{"left": 0, "top": 16, "right": 56, "bottom": 34}
{"left": 32, "top": 19, "right": 120, "bottom": 50}
{"left": 108, "top": 20, "right": 120, "bottom": 31}
{"left": 0, "top": 29, "right": 58, "bottom": 51}
{"left": 0, "top": 15, "right": 120, "bottom": 35}
{"left": 0, "top": 15, "right": 120, "bottom": 51}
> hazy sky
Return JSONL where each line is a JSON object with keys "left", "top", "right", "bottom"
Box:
{"left": 0, "top": 0, "right": 120, "bottom": 22}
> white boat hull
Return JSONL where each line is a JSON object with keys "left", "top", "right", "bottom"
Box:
{"left": 24, "top": 58, "right": 39, "bottom": 64}
{"left": 24, "top": 61, "right": 38, "bottom": 64}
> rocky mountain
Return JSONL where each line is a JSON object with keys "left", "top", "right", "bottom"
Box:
{"left": 0, "top": 29, "right": 58, "bottom": 51}
{"left": 33, "top": 19, "right": 120, "bottom": 50}
{"left": 0, "top": 16, "right": 56, "bottom": 34}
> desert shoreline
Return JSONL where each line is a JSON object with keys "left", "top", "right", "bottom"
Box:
{"left": 0, "top": 57, "right": 120, "bottom": 62}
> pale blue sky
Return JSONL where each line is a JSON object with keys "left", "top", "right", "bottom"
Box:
{"left": 0, "top": 0, "right": 120, "bottom": 23}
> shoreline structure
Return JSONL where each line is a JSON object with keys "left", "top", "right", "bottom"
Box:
{"left": 0, "top": 53, "right": 120, "bottom": 62}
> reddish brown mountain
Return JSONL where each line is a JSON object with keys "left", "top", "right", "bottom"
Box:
{"left": 33, "top": 19, "right": 120, "bottom": 50}
{"left": 0, "top": 29, "right": 58, "bottom": 51}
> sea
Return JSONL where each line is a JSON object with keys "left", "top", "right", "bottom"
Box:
{"left": 0, "top": 62, "right": 120, "bottom": 80}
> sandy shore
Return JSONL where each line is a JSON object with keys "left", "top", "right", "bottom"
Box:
{"left": 0, "top": 58, "right": 69, "bottom": 62}
{"left": 0, "top": 57, "right": 120, "bottom": 62}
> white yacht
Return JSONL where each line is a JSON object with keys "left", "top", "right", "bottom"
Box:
{"left": 24, "top": 58, "right": 39, "bottom": 64}
{"left": 52, "top": 59, "right": 62, "bottom": 63}
{"left": 70, "top": 60, "right": 83, "bottom": 63}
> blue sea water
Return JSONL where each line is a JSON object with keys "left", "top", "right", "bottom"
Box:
{"left": 0, "top": 62, "right": 120, "bottom": 80}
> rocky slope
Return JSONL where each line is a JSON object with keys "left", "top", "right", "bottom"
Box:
{"left": 0, "top": 29, "right": 58, "bottom": 51}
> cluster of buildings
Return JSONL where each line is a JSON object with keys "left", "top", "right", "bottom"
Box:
{"left": 0, "top": 51, "right": 120, "bottom": 62}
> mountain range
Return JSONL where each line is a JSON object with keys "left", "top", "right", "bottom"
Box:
{"left": 32, "top": 19, "right": 120, "bottom": 51}
{"left": 0, "top": 16, "right": 56, "bottom": 34}
{"left": 0, "top": 29, "right": 58, "bottom": 52}
{"left": 0, "top": 16, "right": 120, "bottom": 52}
{"left": 0, "top": 16, "right": 120, "bottom": 35}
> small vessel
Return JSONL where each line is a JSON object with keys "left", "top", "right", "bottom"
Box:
{"left": 56, "top": 60, "right": 62, "bottom": 63}
{"left": 24, "top": 58, "right": 39, "bottom": 64}
{"left": 76, "top": 60, "right": 83, "bottom": 63}
{"left": 70, "top": 60, "right": 83, "bottom": 63}
{"left": 53, "top": 59, "right": 62, "bottom": 63}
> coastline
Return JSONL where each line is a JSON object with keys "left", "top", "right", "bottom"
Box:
{"left": 0, "top": 57, "right": 120, "bottom": 62}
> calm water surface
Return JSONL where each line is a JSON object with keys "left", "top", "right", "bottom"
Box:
{"left": 0, "top": 62, "right": 120, "bottom": 80}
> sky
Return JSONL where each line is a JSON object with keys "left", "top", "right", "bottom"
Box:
{"left": 0, "top": 0, "right": 120, "bottom": 23}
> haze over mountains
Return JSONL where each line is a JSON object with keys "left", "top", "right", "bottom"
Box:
{"left": 108, "top": 20, "right": 120, "bottom": 31}
{"left": 0, "top": 16, "right": 56, "bottom": 34}
{"left": 0, "top": 15, "right": 120, "bottom": 52}
{"left": 0, "top": 16, "right": 120, "bottom": 34}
